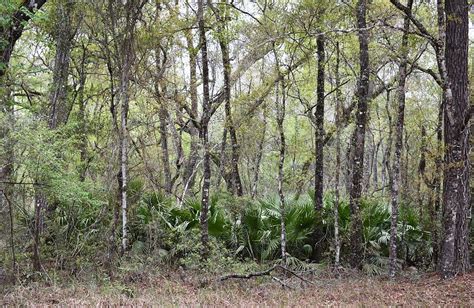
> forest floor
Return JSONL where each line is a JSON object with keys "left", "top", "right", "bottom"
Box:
{"left": 1, "top": 269, "right": 473, "bottom": 306}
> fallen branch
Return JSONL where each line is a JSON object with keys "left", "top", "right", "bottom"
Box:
{"left": 219, "top": 264, "right": 314, "bottom": 286}
{"left": 219, "top": 265, "right": 277, "bottom": 281}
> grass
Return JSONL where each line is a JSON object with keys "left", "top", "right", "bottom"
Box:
{"left": 1, "top": 269, "right": 472, "bottom": 306}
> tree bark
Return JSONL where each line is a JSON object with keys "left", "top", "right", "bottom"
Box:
{"left": 198, "top": 0, "right": 212, "bottom": 259}
{"left": 440, "top": 0, "right": 471, "bottom": 279}
{"left": 276, "top": 79, "right": 287, "bottom": 264}
{"left": 348, "top": 0, "right": 370, "bottom": 268}
{"left": 334, "top": 41, "right": 342, "bottom": 269}
{"left": 389, "top": 0, "right": 412, "bottom": 278}
{"left": 314, "top": 34, "right": 325, "bottom": 211}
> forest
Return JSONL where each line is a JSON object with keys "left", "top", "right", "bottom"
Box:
{"left": 0, "top": 0, "right": 472, "bottom": 305}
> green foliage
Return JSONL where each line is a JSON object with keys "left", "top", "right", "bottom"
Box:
{"left": 122, "top": 190, "right": 431, "bottom": 273}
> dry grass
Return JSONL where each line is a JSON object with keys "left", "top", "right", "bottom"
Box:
{"left": 2, "top": 270, "right": 473, "bottom": 306}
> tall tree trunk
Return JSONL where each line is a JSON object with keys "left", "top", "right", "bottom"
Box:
{"left": 314, "top": 34, "right": 325, "bottom": 211}
{"left": 312, "top": 33, "right": 325, "bottom": 261}
{"left": 348, "top": 0, "right": 370, "bottom": 268}
{"left": 440, "top": 0, "right": 471, "bottom": 279}
{"left": 198, "top": 0, "right": 212, "bottom": 259}
{"left": 389, "top": 0, "right": 412, "bottom": 278}
{"left": 119, "top": 47, "right": 131, "bottom": 255}
{"left": 276, "top": 79, "right": 287, "bottom": 264}
{"left": 114, "top": 0, "right": 143, "bottom": 255}
{"left": 334, "top": 41, "right": 342, "bottom": 269}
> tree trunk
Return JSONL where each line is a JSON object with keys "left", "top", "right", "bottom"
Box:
{"left": 119, "top": 47, "right": 131, "bottom": 255}
{"left": 440, "top": 0, "right": 471, "bottom": 279}
{"left": 314, "top": 34, "right": 325, "bottom": 211}
{"left": 334, "top": 41, "right": 342, "bottom": 269}
{"left": 198, "top": 0, "right": 212, "bottom": 259}
{"left": 389, "top": 0, "right": 412, "bottom": 278}
{"left": 312, "top": 33, "right": 325, "bottom": 261}
{"left": 348, "top": 0, "right": 370, "bottom": 268}
{"left": 276, "top": 79, "right": 287, "bottom": 264}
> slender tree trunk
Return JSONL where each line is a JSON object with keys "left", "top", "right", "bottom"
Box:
{"left": 314, "top": 34, "right": 325, "bottom": 211}
{"left": 312, "top": 33, "right": 325, "bottom": 261}
{"left": 198, "top": 0, "right": 212, "bottom": 259}
{"left": 334, "top": 41, "right": 342, "bottom": 269}
{"left": 276, "top": 79, "right": 287, "bottom": 264}
{"left": 348, "top": 0, "right": 370, "bottom": 268}
{"left": 115, "top": 0, "right": 142, "bottom": 255}
{"left": 440, "top": 0, "right": 471, "bottom": 279}
{"left": 119, "top": 50, "right": 131, "bottom": 255}
{"left": 77, "top": 44, "right": 88, "bottom": 181}
{"left": 389, "top": 0, "right": 412, "bottom": 278}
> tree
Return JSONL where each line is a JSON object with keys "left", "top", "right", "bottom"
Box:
{"left": 389, "top": 0, "right": 413, "bottom": 278}
{"left": 314, "top": 34, "right": 325, "bottom": 211}
{"left": 348, "top": 0, "right": 370, "bottom": 268}
{"left": 198, "top": 0, "right": 212, "bottom": 259}
{"left": 439, "top": 0, "right": 471, "bottom": 278}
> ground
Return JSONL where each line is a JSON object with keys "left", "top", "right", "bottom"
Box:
{"left": 1, "top": 270, "right": 473, "bottom": 306}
